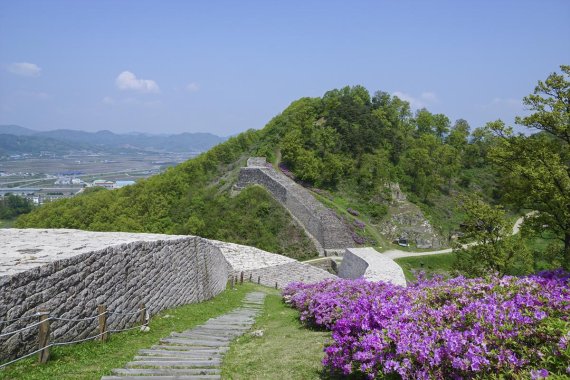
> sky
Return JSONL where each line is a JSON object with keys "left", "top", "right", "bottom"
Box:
{"left": 0, "top": 0, "right": 569, "bottom": 136}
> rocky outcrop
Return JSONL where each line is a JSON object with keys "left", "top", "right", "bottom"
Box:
{"left": 236, "top": 157, "right": 354, "bottom": 255}
{"left": 379, "top": 184, "right": 445, "bottom": 249}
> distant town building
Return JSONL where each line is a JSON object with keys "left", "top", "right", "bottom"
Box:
{"left": 92, "top": 180, "right": 115, "bottom": 189}
{"left": 114, "top": 180, "right": 136, "bottom": 189}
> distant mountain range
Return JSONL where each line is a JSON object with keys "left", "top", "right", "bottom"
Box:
{"left": 0, "top": 125, "right": 226, "bottom": 156}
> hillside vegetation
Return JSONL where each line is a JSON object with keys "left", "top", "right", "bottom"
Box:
{"left": 16, "top": 85, "right": 502, "bottom": 256}
{"left": 16, "top": 131, "right": 317, "bottom": 259}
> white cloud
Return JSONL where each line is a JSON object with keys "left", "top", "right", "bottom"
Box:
{"left": 392, "top": 91, "right": 439, "bottom": 110}
{"left": 7, "top": 62, "right": 42, "bottom": 77}
{"left": 186, "top": 82, "right": 200, "bottom": 92}
{"left": 115, "top": 71, "right": 160, "bottom": 93}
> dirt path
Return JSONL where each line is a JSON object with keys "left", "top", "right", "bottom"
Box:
{"left": 384, "top": 215, "right": 527, "bottom": 260}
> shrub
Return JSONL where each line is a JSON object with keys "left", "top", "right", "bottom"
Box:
{"left": 283, "top": 270, "right": 570, "bottom": 379}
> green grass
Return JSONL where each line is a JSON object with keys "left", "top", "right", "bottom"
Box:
{"left": 311, "top": 191, "right": 390, "bottom": 250}
{"left": 0, "top": 219, "right": 15, "bottom": 228}
{"left": 395, "top": 253, "right": 457, "bottom": 282}
{"left": 222, "top": 290, "right": 331, "bottom": 379}
{"left": 0, "top": 284, "right": 256, "bottom": 380}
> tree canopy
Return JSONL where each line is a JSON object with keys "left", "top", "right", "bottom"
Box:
{"left": 489, "top": 65, "right": 570, "bottom": 269}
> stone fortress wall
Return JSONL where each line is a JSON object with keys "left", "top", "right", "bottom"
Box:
{"left": 338, "top": 247, "right": 407, "bottom": 287}
{"left": 236, "top": 157, "right": 354, "bottom": 255}
{"left": 0, "top": 229, "right": 334, "bottom": 360}
{"left": 216, "top": 240, "right": 337, "bottom": 287}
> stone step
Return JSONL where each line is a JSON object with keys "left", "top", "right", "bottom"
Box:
{"left": 170, "top": 332, "right": 231, "bottom": 341}
{"left": 112, "top": 368, "right": 220, "bottom": 376}
{"left": 185, "top": 326, "right": 242, "bottom": 338}
{"left": 104, "top": 292, "right": 266, "bottom": 380}
{"left": 103, "top": 376, "right": 220, "bottom": 380}
{"left": 176, "top": 331, "right": 237, "bottom": 338}
{"left": 160, "top": 338, "right": 227, "bottom": 347}
{"left": 204, "top": 320, "right": 253, "bottom": 325}
{"left": 133, "top": 356, "right": 221, "bottom": 363}
{"left": 190, "top": 324, "right": 250, "bottom": 330}
{"left": 150, "top": 345, "right": 228, "bottom": 352}
{"left": 138, "top": 349, "right": 223, "bottom": 357}
{"left": 126, "top": 360, "right": 219, "bottom": 368}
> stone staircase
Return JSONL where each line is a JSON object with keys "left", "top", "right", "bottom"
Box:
{"left": 102, "top": 292, "right": 266, "bottom": 380}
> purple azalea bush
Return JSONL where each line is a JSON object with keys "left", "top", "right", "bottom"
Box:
{"left": 283, "top": 270, "right": 570, "bottom": 379}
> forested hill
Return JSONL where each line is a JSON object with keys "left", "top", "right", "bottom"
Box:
{"left": 0, "top": 125, "right": 225, "bottom": 154}
{"left": 16, "top": 85, "right": 500, "bottom": 256}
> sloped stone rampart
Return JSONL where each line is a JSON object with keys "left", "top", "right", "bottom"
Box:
{"left": 338, "top": 247, "right": 407, "bottom": 286}
{"left": 236, "top": 158, "right": 354, "bottom": 255}
{"left": 0, "top": 229, "right": 228, "bottom": 360}
{"left": 0, "top": 229, "right": 336, "bottom": 361}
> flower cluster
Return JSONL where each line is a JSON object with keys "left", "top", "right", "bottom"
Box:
{"left": 353, "top": 219, "right": 366, "bottom": 229}
{"left": 347, "top": 208, "right": 360, "bottom": 216}
{"left": 283, "top": 271, "right": 570, "bottom": 379}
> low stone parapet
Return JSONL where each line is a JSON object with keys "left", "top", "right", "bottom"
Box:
{"left": 337, "top": 247, "right": 407, "bottom": 286}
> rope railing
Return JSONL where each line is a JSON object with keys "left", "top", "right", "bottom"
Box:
{"left": 0, "top": 317, "right": 51, "bottom": 338}
{"left": 1, "top": 272, "right": 258, "bottom": 370}
{"left": 106, "top": 308, "right": 146, "bottom": 317}
{"left": 0, "top": 303, "right": 148, "bottom": 369}
{"left": 0, "top": 313, "right": 42, "bottom": 324}
{"left": 50, "top": 311, "right": 109, "bottom": 322}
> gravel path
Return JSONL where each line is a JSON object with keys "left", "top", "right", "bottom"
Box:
{"left": 101, "top": 292, "right": 266, "bottom": 380}
{"left": 383, "top": 215, "right": 527, "bottom": 260}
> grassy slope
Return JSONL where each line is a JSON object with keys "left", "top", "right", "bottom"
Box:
{"left": 222, "top": 291, "right": 330, "bottom": 380}
{"left": 0, "top": 285, "right": 254, "bottom": 380}
{"left": 395, "top": 253, "right": 457, "bottom": 282}
{"left": 1, "top": 285, "right": 333, "bottom": 380}
{"left": 0, "top": 219, "right": 15, "bottom": 228}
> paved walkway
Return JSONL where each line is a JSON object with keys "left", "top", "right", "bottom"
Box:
{"left": 102, "top": 292, "right": 266, "bottom": 380}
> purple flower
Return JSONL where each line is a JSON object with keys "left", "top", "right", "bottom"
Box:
{"left": 347, "top": 208, "right": 360, "bottom": 216}
{"left": 530, "top": 369, "right": 549, "bottom": 379}
{"left": 283, "top": 269, "right": 570, "bottom": 379}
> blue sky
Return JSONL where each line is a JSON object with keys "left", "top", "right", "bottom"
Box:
{"left": 0, "top": 0, "right": 569, "bottom": 136}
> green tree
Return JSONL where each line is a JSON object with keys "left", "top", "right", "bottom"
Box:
{"left": 0, "top": 194, "right": 33, "bottom": 219}
{"left": 447, "top": 119, "right": 470, "bottom": 153}
{"left": 453, "top": 196, "right": 533, "bottom": 277}
{"left": 489, "top": 65, "right": 570, "bottom": 268}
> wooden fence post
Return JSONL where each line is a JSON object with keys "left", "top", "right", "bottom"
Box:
{"left": 98, "top": 304, "right": 108, "bottom": 342}
{"left": 139, "top": 303, "right": 146, "bottom": 326}
{"left": 240, "top": 272, "right": 244, "bottom": 285}
{"left": 37, "top": 309, "right": 50, "bottom": 363}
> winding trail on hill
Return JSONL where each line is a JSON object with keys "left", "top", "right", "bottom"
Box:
{"left": 102, "top": 292, "right": 266, "bottom": 380}
{"left": 384, "top": 215, "right": 527, "bottom": 260}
